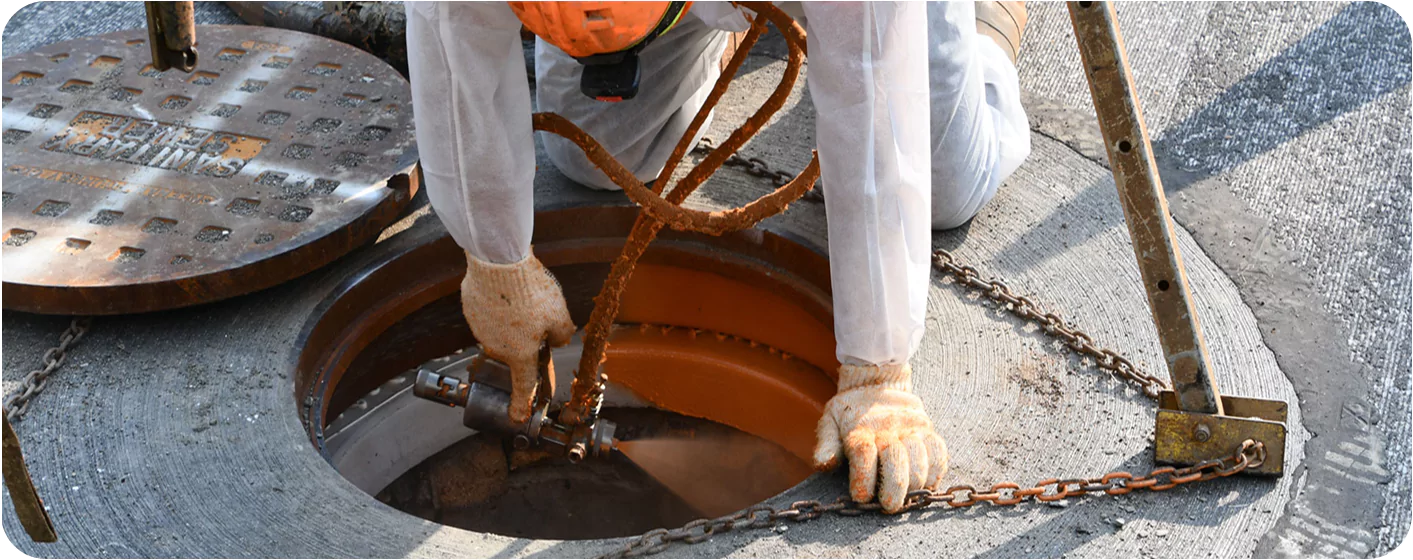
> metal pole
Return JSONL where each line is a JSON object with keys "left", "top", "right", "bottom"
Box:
{"left": 1067, "top": 1, "right": 1224, "bottom": 415}
{"left": 3, "top": 416, "right": 57, "bottom": 542}
{"left": 145, "top": 1, "right": 198, "bottom": 72}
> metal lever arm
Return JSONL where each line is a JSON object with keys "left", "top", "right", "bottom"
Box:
{"left": 145, "top": 1, "right": 198, "bottom": 72}
{"left": 1068, "top": 1, "right": 1223, "bottom": 415}
{"left": 3, "top": 416, "right": 57, "bottom": 542}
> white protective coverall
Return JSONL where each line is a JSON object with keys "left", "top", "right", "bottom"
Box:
{"left": 406, "top": 1, "right": 1031, "bottom": 510}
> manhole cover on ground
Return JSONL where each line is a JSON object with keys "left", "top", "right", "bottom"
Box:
{"left": 1, "top": 25, "right": 419, "bottom": 315}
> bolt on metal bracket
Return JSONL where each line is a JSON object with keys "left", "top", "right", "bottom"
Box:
{"left": 1068, "top": 0, "right": 1287, "bottom": 475}
{"left": 1155, "top": 392, "right": 1287, "bottom": 475}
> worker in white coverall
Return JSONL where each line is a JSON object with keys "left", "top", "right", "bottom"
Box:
{"left": 405, "top": 1, "right": 1031, "bottom": 513}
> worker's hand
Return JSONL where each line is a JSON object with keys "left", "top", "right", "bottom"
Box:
{"left": 813, "top": 363, "right": 948, "bottom": 513}
{"left": 460, "top": 250, "right": 576, "bottom": 423}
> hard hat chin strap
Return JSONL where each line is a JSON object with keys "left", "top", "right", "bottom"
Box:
{"left": 574, "top": 1, "right": 689, "bottom": 102}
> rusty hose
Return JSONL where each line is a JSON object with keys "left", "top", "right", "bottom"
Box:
{"left": 531, "top": 2, "right": 816, "bottom": 426}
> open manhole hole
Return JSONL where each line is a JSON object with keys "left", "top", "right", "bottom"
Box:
{"left": 1, "top": 25, "right": 418, "bottom": 315}
{"left": 297, "top": 205, "right": 840, "bottom": 539}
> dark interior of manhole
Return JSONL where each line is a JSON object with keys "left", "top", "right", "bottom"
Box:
{"left": 369, "top": 402, "right": 810, "bottom": 540}
{"left": 298, "top": 208, "right": 841, "bottom": 540}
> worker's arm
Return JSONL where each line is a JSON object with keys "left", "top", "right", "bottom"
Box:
{"left": 406, "top": 2, "right": 573, "bottom": 423}
{"left": 406, "top": 1, "right": 534, "bottom": 264}
{"left": 801, "top": 1, "right": 945, "bottom": 513}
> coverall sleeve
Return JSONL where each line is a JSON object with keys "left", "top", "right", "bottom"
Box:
{"left": 801, "top": 2, "right": 933, "bottom": 367}
{"left": 405, "top": 1, "right": 535, "bottom": 264}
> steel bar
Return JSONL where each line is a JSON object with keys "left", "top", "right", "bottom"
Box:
{"left": 144, "top": 1, "right": 198, "bottom": 72}
{"left": 1067, "top": 1, "right": 1223, "bottom": 415}
{"left": 2, "top": 416, "right": 57, "bottom": 542}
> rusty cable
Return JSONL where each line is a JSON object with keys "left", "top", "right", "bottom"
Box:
{"left": 530, "top": 114, "right": 818, "bottom": 236}
{"left": 530, "top": 2, "right": 818, "bottom": 425}
{"left": 651, "top": 14, "right": 769, "bottom": 196}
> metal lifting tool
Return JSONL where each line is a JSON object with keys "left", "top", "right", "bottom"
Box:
{"left": 413, "top": 348, "right": 618, "bottom": 463}
{"left": 1069, "top": 1, "right": 1286, "bottom": 475}
{"left": 144, "top": 1, "right": 198, "bottom": 73}
{"left": 3, "top": 416, "right": 56, "bottom": 542}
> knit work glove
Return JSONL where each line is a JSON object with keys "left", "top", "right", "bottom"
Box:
{"left": 813, "top": 363, "right": 949, "bottom": 513}
{"left": 460, "top": 250, "right": 576, "bottom": 423}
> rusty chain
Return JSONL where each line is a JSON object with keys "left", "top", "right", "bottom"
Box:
{"left": 595, "top": 155, "right": 1262, "bottom": 558}
{"left": 690, "top": 137, "right": 825, "bottom": 204}
{"left": 4, "top": 318, "right": 92, "bottom": 423}
{"left": 605, "top": 440, "right": 1266, "bottom": 558}
{"left": 931, "top": 249, "right": 1170, "bottom": 400}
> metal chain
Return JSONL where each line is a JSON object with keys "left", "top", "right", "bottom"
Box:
{"left": 595, "top": 155, "right": 1257, "bottom": 559}
{"left": 931, "top": 249, "right": 1170, "bottom": 400}
{"left": 604, "top": 440, "right": 1266, "bottom": 558}
{"left": 692, "top": 137, "right": 825, "bottom": 203}
{"left": 4, "top": 318, "right": 92, "bottom": 423}
{"left": 683, "top": 140, "right": 1164, "bottom": 399}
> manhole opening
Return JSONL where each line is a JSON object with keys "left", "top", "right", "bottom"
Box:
{"left": 349, "top": 350, "right": 814, "bottom": 541}
{"left": 296, "top": 206, "right": 840, "bottom": 540}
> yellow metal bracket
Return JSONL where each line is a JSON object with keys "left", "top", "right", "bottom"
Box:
{"left": 1155, "top": 392, "right": 1288, "bottom": 475}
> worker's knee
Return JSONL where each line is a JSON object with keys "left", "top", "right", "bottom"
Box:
{"left": 930, "top": 153, "right": 1005, "bottom": 230}
{"left": 931, "top": 178, "right": 996, "bottom": 230}
{"left": 932, "top": 212, "right": 976, "bottom": 232}
{"left": 930, "top": 129, "right": 1030, "bottom": 230}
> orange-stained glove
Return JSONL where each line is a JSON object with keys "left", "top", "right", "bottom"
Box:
{"left": 813, "top": 363, "right": 949, "bottom": 513}
{"left": 460, "top": 250, "right": 576, "bottom": 423}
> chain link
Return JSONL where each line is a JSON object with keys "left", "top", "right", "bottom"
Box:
{"left": 604, "top": 440, "right": 1266, "bottom": 558}
{"left": 4, "top": 318, "right": 92, "bottom": 423}
{"left": 930, "top": 249, "right": 1170, "bottom": 400}
{"left": 594, "top": 154, "right": 1269, "bottom": 558}
{"left": 692, "top": 138, "right": 825, "bottom": 203}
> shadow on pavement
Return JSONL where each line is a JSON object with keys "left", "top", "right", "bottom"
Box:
{"left": 996, "top": 1, "right": 1411, "bottom": 274}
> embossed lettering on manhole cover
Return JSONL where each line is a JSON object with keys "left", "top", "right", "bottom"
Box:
{"left": 1, "top": 26, "right": 420, "bottom": 315}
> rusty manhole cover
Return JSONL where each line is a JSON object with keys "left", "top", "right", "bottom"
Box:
{"left": 1, "top": 25, "right": 419, "bottom": 315}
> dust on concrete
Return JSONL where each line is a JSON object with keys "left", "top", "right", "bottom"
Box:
{"left": 1008, "top": 357, "right": 1067, "bottom": 410}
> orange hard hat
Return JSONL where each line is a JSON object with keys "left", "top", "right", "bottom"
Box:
{"left": 509, "top": 2, "right": 692, "bottom": 59}
{"left": 510, "top": 1, "right": 693, "bottom": 102}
